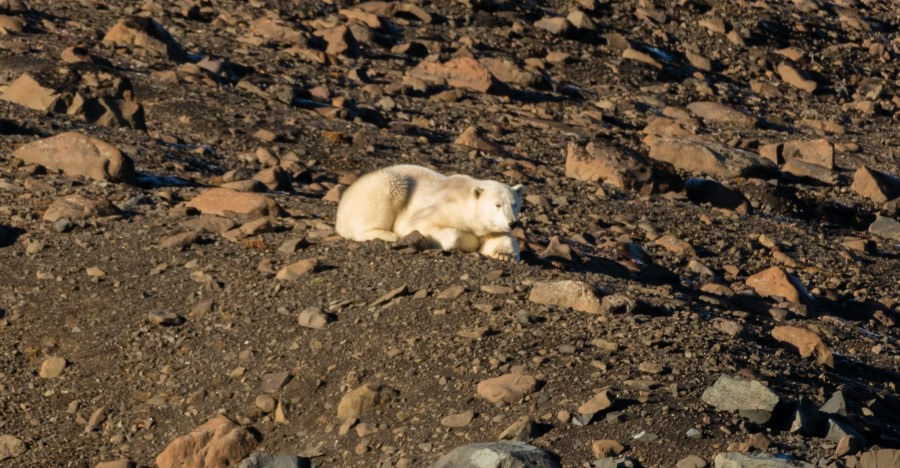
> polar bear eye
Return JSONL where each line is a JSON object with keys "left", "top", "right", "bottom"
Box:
{"left": 495, "top": 203, "right": 501, "bottom": 208}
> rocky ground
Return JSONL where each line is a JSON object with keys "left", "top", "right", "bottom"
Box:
{"left": 1, "top": 0, "right": 899, "bottom": 467}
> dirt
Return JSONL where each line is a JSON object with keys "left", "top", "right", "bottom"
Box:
{"left": 0, "top": 0, "right": 898, "bottom": 467}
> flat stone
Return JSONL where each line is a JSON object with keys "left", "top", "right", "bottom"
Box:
{"left": 771, "top": 326, "right": 834, "bottom": 367}
{"left": 13, "top": 132, "right": 135, "bottom": 183}
{"left": 186, "top": 188, "right": 280, "bottom": 219}
{"left": 455, "top": 126, "right": 506, "bottom": 155}
{"left": 0, "top": 435, "right": 26, "bottom": 462}
{"left": 155, "top": 415, "right": 257, "bottom": 468}
{"left": 534, "top": 17, "right": 572, "bottom": 35}
{"left": 686, "top": 101, "right": 757, "bottom": 128}
{"left": 578, "top": 388, "right": 614, "bottom": 415}
{"left": 431, "top": 442, "right": 559, "bottom": 468}
{"left": 408, "top": 57, "right": 495, "bottom": 93}
{"left": 820, "top": 391, "right": 847, "bottom": 416}
{"left": 780, "top": 139, "right": 834, "bottom": 169}
{"left": 782, "top": 159, "right": 837, "bottom": 185}
{"left": 481, "top": 57, "right": 544, "bottom": 89}
{"left": 701, "top": 375, "right": 779, "bottom": 422}
{"left": 43, "top": 194, "right": 121, "bottom": 222}
{"left": 260, "top": 372, "right": 291, "bottom": 393}
{"left": 528, "top": 280, "right": 601, "bottom": 313}
{"left": 647, "top": 137, "right": 775, "bottom": 179}
{"left": 440, "top": 410, "right": 475, "bottom": 428}
{"left": 1, "top": 72, "right": 68, "bottom": 112}
{"left": 498, "top": 416, "right": 539, "bottom": 441}
{"left": 856, "top": 449, "right": 900, "bottom": 468}
{"left": 869, "top": 215, "right": 900, "bottom": 241}
{"left": 476, "top": 373, "right": 539, "bottom": 405}
{"left": 777, "top": 62, "right": 817, "bottom": 93}
{"left": 566, "top": 141, "right": 681, "bottom": 194}
{"left": 276, "top": 258, "right": 319, "bottom": 281}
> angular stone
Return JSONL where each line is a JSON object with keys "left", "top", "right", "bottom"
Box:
{"left": 103, "top": 16, "right": 185, "bottom": 61}
{"left": 789, "top": 397, "right": 825, "bottom": 435}
{"left": 528, "top": 280, "right": 601, "bottom": 313}
{"left": 455, "top": 126, "right": 506, "bottom": 155}
{"left": 481, "top": 57, "right": 544, "bottom": 89}
{"left": 253, "top": 166, "right": 293, "bottom": 192}
{"left": 592, "top": 440, "right": 625, "bottom": 458}
{"left": 777, "top": 62, "right": 817, "bottom": 93}
{"left": 297, "top": 307, "right": 330, "bottom": 329}
{"left": 781, "top": 139, "right": 834, "bottom": 169}
{"left": 820, "top": 391, "right": 847, "bottom": 416}
{"left": 43, "top": 194, "right": 121, "bottom": 222}
{"left": 686, "top": 101, "right": 758, "bottom": 128}
{"left": 578, "top": 388, "right": 614, "bottom": 415}
{"left": 701, "top": 375, "right": 779, "bottom": 421}
{"left": 685, "top": 178, "right": 751, "bottom": 214}
{"left": 408, "top": 57, "right": 495, "bottom": 93}
{"left": 248, "top": 17, "right": 306, "bottom": 45}
{"left": 0, "top": 435, "right": 26, "bottom": 462}
{"left": 13, "top": 132, "right": 135, "bottom": 183}
{"left": 498, "top": 416, "right": 539, "bottom": 441}
{"left": 337, "top": 383, "right": 392, "bottom": 421}
{"left": 868, "top": 215, "right": 900, "bottom": 241}
{"left": 534, "top": 17, "right": 572, "bottom": 35}
{"left": 320, "top": 25, "right": 359, "bottom": 56}
{"left": 431, "top": 442, "right": 559, "bottom": 468}
{"left": 476, "top": 373, "right": 539, "bottom": 404}
{"left": 276, "top": 258, "right": 318, "bottom": 281}
{"left": 159, "top": 231, "right": 200, "bottom": 250}
{"left": 825, "top": 418, "right": 866, "bottom": 445}
{"left": 1, "top": 73, "right": 67, "bottom": 112}
{"left": 655, "top": 234, "right": 695, "bottom": 256}
{"left": 186, "top": 188, "right": 280, "bottom": 219}
{"left": 155, "top": 415, "right": 257, "bottom": 468}
{"left": 746, "top": 266, "right": 811, "bottom": 303}
{"left": 771, "top": 326, "right": 834, "bottom": 367}
{"left": 857, "top": 449, "right": 900, "bottom": 468}
{"left": 647, "top": 137, "right": 776, "bottom": 179}
{"left": 566, "top": 141, "right": 681, "bottom": 194}
{"left": 851, "top": 166, "right": 900, "bottom": 203}
{"left": 39, "top": 356, "right": 66, "bottom": 378}
{"left": 782, "top": 159, "right": 837, "bottom": 185}
{"left": 623, "top": 48, "right": 663, "bottom": 70}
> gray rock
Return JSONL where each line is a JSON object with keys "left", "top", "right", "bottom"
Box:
{"left": 239, "top": 453, "right": 311, "bottom": 468}
{"left": 820, "top": 391, "right": 847, "bottom": 416}
{"left": 825, "top": 418, "right": 866, "bottom": 445}
{"left": 713, "top": 452, "right": 813, "bottom": 467}
{"left": 701, "top": 375, "right": 780, "bottom": 423}
{"left": 869, "top": 215, "right": 900, "bottom": 241}
{"left": 593, "top": 456, "right": 637, "bottom": 468}
{"left": 430, "top": 442, "right": 559, "bottom": 468}
{"left": 789, "top": 397, "right": 824, "bottom": 435}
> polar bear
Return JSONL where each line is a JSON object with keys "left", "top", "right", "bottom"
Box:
{"left": 335, "top": 164, "right": 524, "bottom": 261}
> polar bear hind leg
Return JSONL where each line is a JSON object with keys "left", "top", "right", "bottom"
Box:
{"left": 479, "top": 233, "right": 519, "bottom": 261}
{"left": 336, "top": 169, "right": 410, "bottom": 242}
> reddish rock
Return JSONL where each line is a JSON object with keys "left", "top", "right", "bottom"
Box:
{"left": 275, "top": 258, "right": 318, "bottom": 281}
{"left": 851, "top": 166, "right": 900, "bottom": 203}
{"left": 578, "top": 388, "right": 614, "bottom": 414}
{"left": 248, "top": 17, "right": 306, "bottom": 44}
{"left": 481, "top": 57, "right": 544, "bottom": 88}
{"left": 13, "top": 132, "right": 135, "bottom": 183}
{"left": 782, "top": 159, "right": 837, "bottom": 185}
{"left": 185, "top": 188, "right": 280, "bottom": 219}
{"left": 1, "top": 73, "right": 67, "bottom": 113}
{"left": 455, "top": 126, "right": 506, "bottom": 155}
{"left": 686, "top": 101, "right": 757, "bottom": 128}
{"left": 781, "top": 139, "right": 834, "bottom": 169}
{"left": 534, "top": 17, "right": 572, "bottom": 35}
{"left": 592, "top": 439, "right": 625, "bottom": 458}
{"left": 102, "top": 16, "right": 185, "bottom": 61}
{"left": 408, "top": 57, "right": 495, "bottom": 93}
{"left": 320, "top": 25, "right": 360, "bottom": 56}
{"left": 528, "top": 280, "right": 601, "bottom": 313}
{"left": 566, "top": 141, "right": 681, "bottom": 194}
{"left": 655, "top": 234, "right": 695, "bottom": 256}
{"left": 337, "top": 383, "right": 393, "bottom": 421}
{"left": 746, "top": 266, "right": 811, "bottom": 303}
{"left": 647, "top": 137, "right": 775, "bottom": 179}
{"left": 623, "top": 48, "right": 663, "bottom": 70}
{"left": 155, "top": 415, "right": 257, "bottom": 468}
{"left": 777, "top": 62, "right": 817, "bottom": 93}
{"left": 771, "top": 326, "right": 834, "bottom": 367}
{"left": 476, "top": 374, "right": 539, "bottom": 404}
{"left": 0, "top": 14, "right": 24, "bottom": 35}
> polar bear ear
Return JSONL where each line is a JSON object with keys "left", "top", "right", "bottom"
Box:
{"left": 512, "top": 184, "right": 524, "bottom": 195}
{"left": 472, "top": 187, "right": 483, "bottom": 199}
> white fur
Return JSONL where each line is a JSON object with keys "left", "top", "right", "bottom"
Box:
{"left": 335, "top": 164, "right": 523, "bottom": 261}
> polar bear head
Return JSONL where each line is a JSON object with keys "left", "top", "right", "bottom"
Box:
{"left": 468, "top": 181, "right": 524, "bottom": 236}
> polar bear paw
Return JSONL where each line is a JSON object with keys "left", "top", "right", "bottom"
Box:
{"left": 479, "top": 233, "right": 520, "bottom": 262}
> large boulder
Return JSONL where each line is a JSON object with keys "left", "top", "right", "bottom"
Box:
{"left": 647, "top": 137, "right": 776, "bottom": 179}
{"left": 13, "top": 132, "right": 135, "bottom": 183}
{"left": 155, "top": 415, "right": 257, "bottom": 468}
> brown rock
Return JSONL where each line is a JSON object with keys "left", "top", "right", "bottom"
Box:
{"left": 591, "top": 439, "right": 625, "bottom": 458}
{"left": 476, "top": 373, "right": 539, "bottom": 404}
{"left": 43, "top": 195, "right": 121, "bottom": 222}
{"left": 337, "top": 383, "right": 392, "bottom": 421}
{"left": 647, "top": 137, "right": 775, "bottom": 179}
{"left": 565, "top": 141, "right": 681, "bottom": 194}
{"left": 13, "top": 132, "right": 135, "bottom": 183}
{"left": 102, "top": 16, "right": 185, "bottom": 60}
{"left": 781, "top": 139, "right": 834, "bottom": 169}
{"left": 440, "top": 410, "right": 475, "bottom": 428}
{"left": 534, "top": 17, "right": 572, "bottom": 35}
{"left": 857, "top": 449, "right": 900, "bottom": 468}
{"left": 746, "top": 266, "right": 811, "bottom": 303}
{"left": 39, "top": 356, "right": 66, "bottom": 378}
{"left": 655, "top": 235, "right": 695, "bottom": 256}
{"left": 275, "top": 258, "right": 319, "bottom": 281}
{"left": 154, "top": 415, "right": 257, "bottom": 468}
{"left": 455, "top": 126, "right": 506, "bottom": 155}
{"left": 408, "top": 57, "right": 495, "bottom": 93}
{"left": 851, "top": 166, "right": 900, "bottom": 203}
{"left": 578, "top": 388, "right": 614, "bottom": 414}
{"left": 185, "top": 188, "right": 280, "bottom": 219}
{"left": 771, "top": 325, "right": 834, "bottom": 367}
{"left": 481, "top": 57, "right": 544, "bottom": 88}
{"left": 0, "top": 435, "right": 26, "bottom": 462}
{"left": 95, "top": 459, "right": 136, "bottom": 468}
{"left": 623, "top": 48, "right": 663, "bottom": 70}
{"left": 777, "top": 62, "right": 817, "bottom": 93}
{"left": 782, "top": 159, "right": 837, "bottom": 185}
{"left": 253, "top": 166, "right": 293, "bottom": 192}
{"left": 528, "top": 280, "right": 601, "bottom": 313}
{"left": 686, "top": 101, "right": 757, "bottom": 128}
{"left": 1, "top": 73, "right": 67, "bottom": 113}
{"left": 320, "top": 25, "right": 359, "bottom": 57}
{"left": 685, "top": 50, "right": 712, "bottom": 72}
{"left": 0, "top": 0, "right": 28, "bottom": 14}
{"left": 248, "top": 17, "right": 306, "bottom": 44}
{"left": 0, "top": 14, "right": 24, "bottom": 35}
